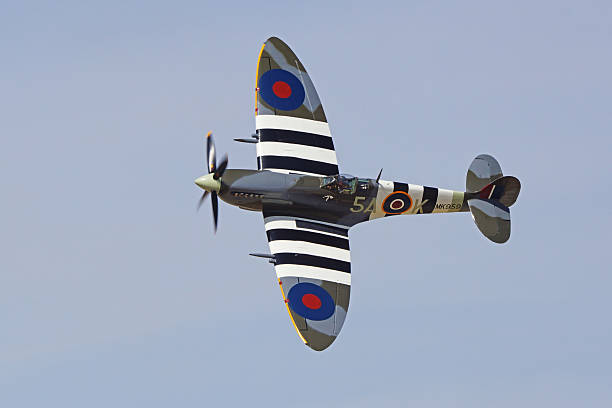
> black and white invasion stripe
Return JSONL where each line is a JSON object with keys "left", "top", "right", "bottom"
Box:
{"left": 256, "top": 115, "right": 339, "bottom": 176}
{"left": 384, "top": 182, "right": 409, "bottom": 217}
{"left": 421, "top": 186, "right": 438, "bottom": 214}
{"left": 263, "top": 215, "right": 351, "bottom": 285}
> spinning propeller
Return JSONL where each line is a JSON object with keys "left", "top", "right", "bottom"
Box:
{"left": 195, "top": 132, "right": 228, "bottom": 232}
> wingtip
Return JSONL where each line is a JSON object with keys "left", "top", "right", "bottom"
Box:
{"left": 303, "top": 335, "right": 337, "bottom": 352}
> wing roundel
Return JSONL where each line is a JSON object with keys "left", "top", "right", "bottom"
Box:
{"left": 264, "top": 212, "right": 351, "bottom": 351}
{"left": 255, "top": 37, "right": 339, "bottom": 177}
{"left": 256, "top": 37, "right": 326, "bottom": 121}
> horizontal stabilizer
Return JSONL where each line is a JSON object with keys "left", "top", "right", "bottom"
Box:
{"left": 467, "top": 154, "right": 503, "bottom": 192}
{"left": 468, "top": 198, "right": 511, "bottom": 243}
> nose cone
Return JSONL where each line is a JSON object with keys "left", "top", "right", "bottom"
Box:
{"left": 195, "top": 173, "right": 221, "bottom": 192}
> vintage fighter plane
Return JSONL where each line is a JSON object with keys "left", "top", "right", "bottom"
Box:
{"left": 195, "top": 37, "right": 521, "bottom": 351}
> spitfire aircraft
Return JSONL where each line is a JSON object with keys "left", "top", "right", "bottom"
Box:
{"left": 196, "top": 37, "right": 521, "bottom": 351}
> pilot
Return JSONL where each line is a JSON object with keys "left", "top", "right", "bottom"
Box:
{"left": 337, "top": 174, "right": 356, "bottom": 194}
{"left": 337, "top": 177, "right": 350, "bottom": 192}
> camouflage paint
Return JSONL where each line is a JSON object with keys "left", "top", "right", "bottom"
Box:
{"left": 194, "top": 37, "right": 521, "bottom": 351}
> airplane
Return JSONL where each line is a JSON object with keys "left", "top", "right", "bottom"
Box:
{"left": 195, "top": 37, "right": 521, "bottom": 351}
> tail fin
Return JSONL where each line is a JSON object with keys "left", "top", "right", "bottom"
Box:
{"left": 466, "top": 154, "right": 503, "bottom": 192}
{"left": 466, "top": 155, "right": 521, "bottom": 244}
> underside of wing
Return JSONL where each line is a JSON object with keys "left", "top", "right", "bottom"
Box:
{"left": 263, "top": 209, "right": 350, "bottom": 351}
{"left": 255, "top": 37, "right": 339, "bottom": 177}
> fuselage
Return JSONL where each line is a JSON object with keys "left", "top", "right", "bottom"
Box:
{"left": 201, "top": 169, "right": 470, "bottom": 227}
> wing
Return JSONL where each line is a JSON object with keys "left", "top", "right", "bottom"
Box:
{"left": 264, "top": 209, "right": 351, "bottom": 351}
{"left": 255, "top": 37, "right": 339, "bottom": 177}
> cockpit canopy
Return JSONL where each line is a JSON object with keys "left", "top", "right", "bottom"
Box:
{"left": 320, "top": 174, "right": 357, "bottom": 194}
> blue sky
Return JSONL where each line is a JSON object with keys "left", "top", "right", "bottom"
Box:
{"left": 1, "top": 1, "right": 611, "bottom": 406}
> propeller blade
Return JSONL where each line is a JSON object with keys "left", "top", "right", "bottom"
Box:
{"left": 206, "top": 131, "right": 216, "bottom": 173}
{"left": 213, "top": 155, "right": 228, "bottom": 180}
{"left": 211, "top": 191, "right": 219, "bottom": 232}
{"left": 196, "top": 190, "right": 209, "bottom": 211}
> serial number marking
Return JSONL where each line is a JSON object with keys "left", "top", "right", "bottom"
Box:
{"left": 434, "top": 203, "right": 462, "bottom": 210}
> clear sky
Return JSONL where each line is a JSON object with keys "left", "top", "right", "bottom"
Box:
{"left": 1, "top": 1, "right": 611, "bottom": 406}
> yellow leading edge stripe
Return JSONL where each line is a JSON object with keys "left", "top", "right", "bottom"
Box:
{"left": 279, "top": 279, "right": 307, "bottom": 344}
{"left": 256, "top": 41, "right": 306, "bottom": 345}
{"left": 255, "top": 43, "right": 266, "bottom": 116}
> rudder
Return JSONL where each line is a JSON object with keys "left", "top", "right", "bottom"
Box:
{"left": 466, "top": 155, "right": 521, "bottom": 244}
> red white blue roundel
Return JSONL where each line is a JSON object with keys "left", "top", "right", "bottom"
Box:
{"left": 258, "top": 69, "right": 305, "bottom": 111}
{"left": 382, "top": 191, "right": 413, "bottom": 214}
{"left": 287, "top": 282, "right": 335, "bottom": 321}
